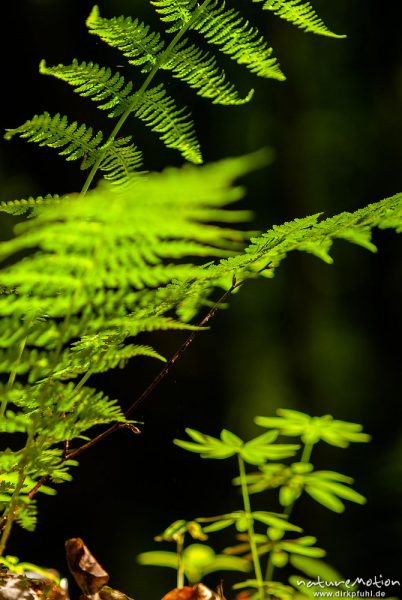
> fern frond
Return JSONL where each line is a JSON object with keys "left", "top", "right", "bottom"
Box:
{"left": 163, "top": 41, "right": 254, "bottom": 105}
{"left": 54, "top": 342, "right": 166, "bottom": 380}
{"left": 86, "top": 5, "right": 165, "bottom": 72}
{"left": 190, "top": 0, "right": 285, "bottom": 81}
{"left": 136, "top": 84, "right": 202, "bottom": 163}
{"left": 40, "top": 60, "right": 202, "bottom": 163}
{"left": 254, "top": 0, "right": 345, "bottom": 39}
{"left": 15, "top": 499, "right": 38, "bottom": 532}
{"left": 0, "top": 194, "right": 62, "bottom": 216}
{"left": 39, "top": 59, "right": 134, "bottom": 118}
{"left": 86, "top": 6, "right": 252, "bottom": 106}
{"left": 4, "top": 112, "right": 103, "bottom": 164}
{"left": 150, "top": 0, "right": 198, "bottom": 33}
{"left": 212, "top": 192, "right": 402, "bottom": 280}
{"left": 4, "top": 113, "right": 143, "bottom": 184}
{"left": 98, "top": 136, "right": 144, "bottom": 184}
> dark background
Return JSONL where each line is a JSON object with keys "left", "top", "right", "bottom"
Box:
{"left": 0, "top": 0, "right": 401, "bottom": 598}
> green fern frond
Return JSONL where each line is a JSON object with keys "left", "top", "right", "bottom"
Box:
{"left": 98, "top": 136, "right": 144, "bottom": 184}
{"left": 136, "top": 84, "right": 202, "bottom": 163}
{"left": 190, "top": 0, "right": 285, "bottom": 81}
{"left": 4, "top": 112, "right": 103, "bottom": 164}
{"left": 163, "top": 41, "right": 254, "bottom": 105}
{"left": 54, "top": 343, "right": 166, "bottom": 381}
{"left": 0, "top": 194, "right": 62, "bottom": 216}
{"left": 40, "top": 60, "right": 202, "bottom": 163}
{"left": 212, "top": 192, "right": 402, "bottom": 281}
{"left": 255, "top": 0, "right": 345, "bottom": 39}
{"left": 15, "top": 499, "right": 38, "bottom": 532}
{"left": 150, "top": 0, "right": 198, "bottom": 33}
{"left": 87, "top": 6, "right": 252, "bottom": 106}
{"left": 4, "top": 113, "right": 143, "bottom": 184}
{"left": 86, "top": 5, "right": 165, "bottom": 72}
{"left": 39, "top": 59, "right": 134, "bottom": 118}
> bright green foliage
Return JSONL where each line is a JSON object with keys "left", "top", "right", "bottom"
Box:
{"left": 0, "top": 194, "right": 62, "bottom": 217}
{"left": 0, "top": 0, "right": 400, "bottom": 584}
{"left": 255, "top": 409, "right": 371, "bottom": 447}
{"left": 0, "top": 555, "right": 61, "bottom": 580}
{"left": 138, "top": 543, "right": 251, "bottom": 584}
{"left": 253, "top": 0, "right": 345, "bottom": 39}
{"left": 151, "top": 413, "right": 370, "bottom": 599}
{"left": 163, "top": 0, "right": 286, "bottom": 80}
{"left": 0, "top": 154, "right": 259, "bottom": 541}
{"left": 0, "top": 154, "right": 401, "bottom": 546}
{"left": 4, "top": 113, "right": 143, "bottom": 185}
{"left": 39, "top": 60, "right": 202, "bottom": 164}
{"left": 174, "top": 428, "right": 299, "bottom": 464}
{"left": 199, "top": 511, "right": 302, "bottom": 533}
{"left": 5, "top": 0, "right": 342, "bottom": 187}
{"left": 211, "top": 193, "right": 402, "bottom": 282}
{"left": 239, "top": 463, "right": 367, "bottom": 512}
{"left": 86, "top": 5, "right": 254, "bottom": 106}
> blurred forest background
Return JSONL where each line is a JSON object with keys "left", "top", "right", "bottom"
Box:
{"left": 0, "top": 0, "right": 401, "bottom": 598}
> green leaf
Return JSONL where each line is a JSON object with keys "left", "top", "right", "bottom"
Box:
{"left": 241, "top": 431, "right": 299, "bottom": 465}
{"left": 255, "top": 410, "right": 371, "bottom": 448}
{"left": 252, "top": 511, "right": 302, "bottom": 532}
{"left": 137, "top": 550, "right": 178, "bottom": 569}
{"left": 174, "top": 428, "right": 238, "bottom": 460}
{"left": 200, "top": 519, "right": 235, "bottom": 533}
{"left": 280, "top": 540, "right": 326, "bottom": 558}
{"left": 220, "top": 429, "right": 243, "bottom": 447}
{"left": 304, "top": 486, "right": 345, "bottom": 513}
{"left": 289, "top": 555, "right": 345, "bottom": 584}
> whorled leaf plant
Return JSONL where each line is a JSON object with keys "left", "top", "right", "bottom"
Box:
{"left": 138, "top": 411, "right": 371, "bottom": 600}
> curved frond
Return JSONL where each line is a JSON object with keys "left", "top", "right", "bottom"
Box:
{"left": 150, "top": 0, "right": 198, "bottom": 33}
{"left": 4, "top": 113, "right": 103, "bottom": 165}
{"left": 255, "top": 0, "right": 345, "bottom": 39}
{"left": 39, "top": 59, "right": 134, "bottom": 118}
{"left": 98, "top": 136, "right": 144, "bottom": 184}
{"left": 86, "top": 5, "right": 165, "bottom": 72}
{"left": 190, "top": 0, "right": 285, "bottom": 81}
{"left": 163, "top": 40, "right": 254, "bottom": 105}
{"left": 40, "top": 60, "right": 201, "bottom": 164}
{"left": 136, "top": 84, "right": 202, "bottom": 163}
{"left": 86, "top": 6, "right": 252, "bottom": 106}
{"left": 4, "top": 113, "right": 143, "bottom": 185}
{"left": 0, "top": 194, "right": 62, "bottom": 216}
{"left": 212, "top": 192, "right": 402, "bottom": 281}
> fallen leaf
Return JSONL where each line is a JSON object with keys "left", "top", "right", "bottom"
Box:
{"left": 65, "top": 538, "right": 109, "bottom": 596}
{"left": 161, "top": 583, "right": 224, "bottom": 600}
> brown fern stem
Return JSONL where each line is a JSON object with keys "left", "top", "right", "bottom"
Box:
{"left": 28, "top": 276, "right": 240, "bottom": 498}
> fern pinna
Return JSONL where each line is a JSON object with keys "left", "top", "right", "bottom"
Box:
{"left": 4, "top": 0, "right": 343, "bottom": 191}
{"left": 0, "top": 149, "right": 401, "bottom": 554}
{"left": 0, "top": 0, "right": 401, "bottom": 562}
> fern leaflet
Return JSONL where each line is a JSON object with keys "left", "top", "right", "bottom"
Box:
{"left": 4, "top": 113, "right": 143, "bottom": 184}
{"left": 254, "top": 0, "right": 345, "bottom": 39}
{"left": 152, "top": 0, "right": 285, "bottom": 81}
{"left": 86, "top": 5, "right": 165, "bottom": 71}
{"left": 40, "top": 60, "right": 202, "bottom": 164}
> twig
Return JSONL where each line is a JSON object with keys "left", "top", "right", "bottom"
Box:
{"left": 28, "top": 275, "right": 241, "bottom": 498}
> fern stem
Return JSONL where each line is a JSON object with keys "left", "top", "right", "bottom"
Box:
{"left": 80, "top": 0, "right": 214, "bottom": 195}
{"left": 238, "top": 455, "right": 265, "bottom": 600}
{"left": 66, "top": 277, "right": 238, "bottom": 461}
{"left": 264, "top": 440, "right": 316, "bottom": 581}
{"left": 0, "top": 319, "right": 34, "bottom": 419}
{"left": 0, "top": 421, "right": 37, "bottom": 556}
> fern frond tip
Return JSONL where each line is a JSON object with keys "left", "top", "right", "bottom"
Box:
{"left": 86, "top": 5, "right": 100, "bottom": 27}
{"left": 261, "top": 0, "right": 345, "bottom": 39}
